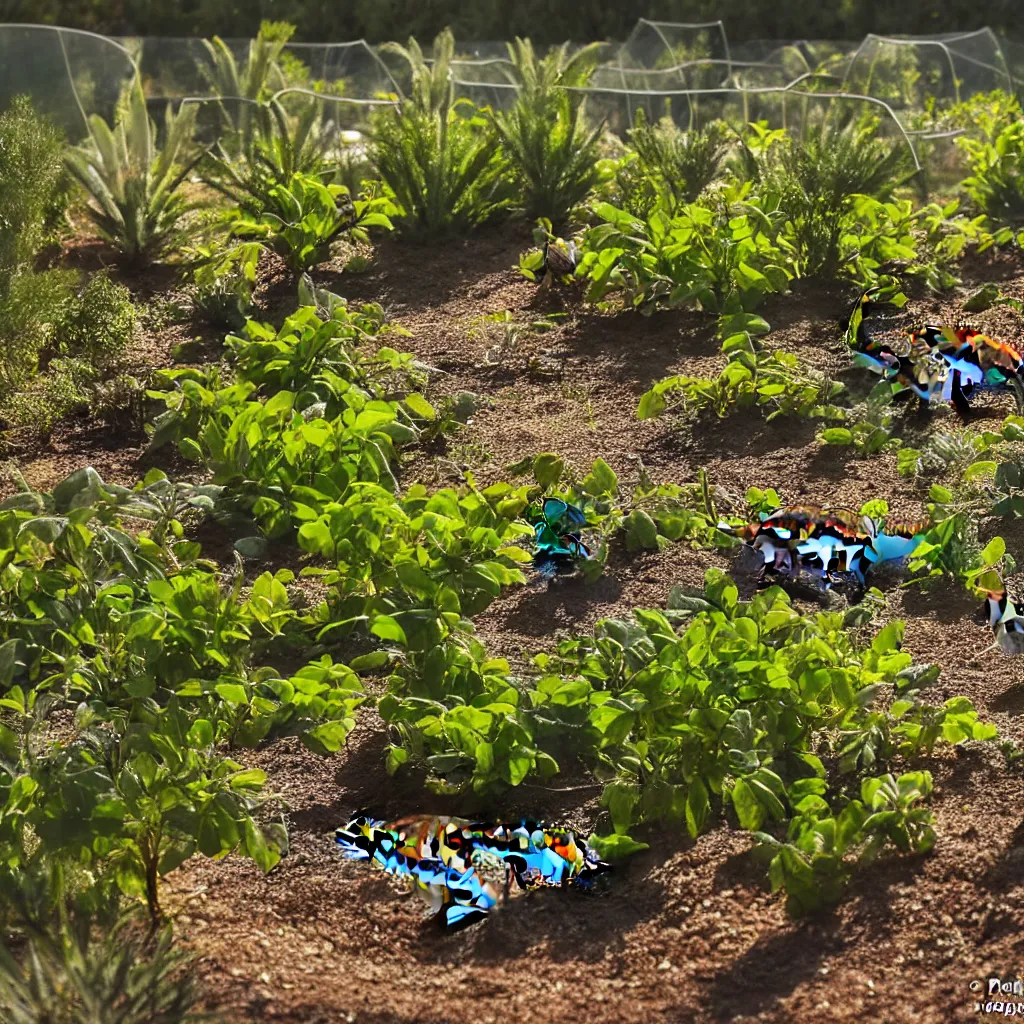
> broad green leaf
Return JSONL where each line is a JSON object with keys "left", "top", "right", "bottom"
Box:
{"left": 685, "top": 777, "right": 710, "bottom": 839}
{"left": 244, "top": 816, "right": 281, "bottom": 873}
{"left": 215, "top": 683, "right": 249, "bottom": 706}
{"left": 586, "top": 832, "right": 649, "bottom": 861}
{"left": 533, "top": 453, "right": 565, "bottom": 489}
{"left": 370, "top": 616, "right": 407, "bottom": 645}
{"left": 601, "top": 781, "right": 639, "bottom": 834}
{"left": 186, "top": 719, "right": 214, "bottom": 748}
{"left": 583, "top": 458, "right": 618, "bottom": 497}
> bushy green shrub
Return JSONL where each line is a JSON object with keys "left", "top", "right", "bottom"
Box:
{"left": 0, "top": 269, "right": 77, "bottom": 396}
{"left": 202, "top": 96, "right": 337, "bottom": 218}
{"left": 0, "top": 97, "right": 72, "bottom": 397}
{"left": 0, "top": 96, "right": 66, "bottom": 295}
{"left": 629, "top": 110, "right": 731, "bottom": 207}
{"left": 89, "top": 372, "right": 146, "bottom": 428}
{"left": 0, "top": 356, "right": 98, "bottom": 443}
{"left": 759, "top": 119, "right": 910, "bottom": 276}
{"left": 232, "top": 172, "right": 396, "bottom": 273}
{"left": 53, "top": 273, "right": 136, "bottom": 367}
{"left": 190, "top": 242, "right": 260, "bottom": 329}
{"left": 958, "top": 115, "right": 1024, "bottom": 225}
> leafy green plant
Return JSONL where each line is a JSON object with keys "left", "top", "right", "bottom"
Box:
{"left": 379, "top": 629, "right": 545, "bottom": 790}
{"left": 0, "top": 270, "right": 77, "bottom": 399}
{"left": 89, "top": 373, "right": 146, "bottom": 430}
{"left": 0, "top": 356, "right": 99, "bottom": 445}
{"left": 958, "top": 116, "right": 1024, "bottom": 225}
{"left": 190, "top": 241, "right": 261, "bottom": 329}
{"left": 638, "top": 342, "right": 845, "bottom": 423}
{"left": 97, "top": 701, "right": 284, "bottom": 919}
{"left": 151, "top": 382, "right": 413, "bottom": 538}
{"left": 224, "top": 288, "right": 414, "bottom": 400}
{"left": 830, "top": 194, "right": 995, "bottom": 292}
{"left": 490, "top": 38, "right": 604, "bottom": 225}
{"left": 369, "top": 30, "right": 511, "bottom": 237}
{"left": 897, "top": 424, "right": 1008, "bottom": 487}
{"left": 984, "top": 418, "right": 1024, "bottom": 517}
{"left": 819, "top": 380, "right": 902, "bottom": 456}
{"left": 64, "top": 82, "right": 203, "bottom": 266}
{"left": 500, "top": 453, "right": 737, "bottom": 583}
{"left": 52, "top": 273, "right": 136, "bottom": 368}
{"left": 202, "top": 96, "right": 338, "bottom": 218}
{"left": 232, "top": 172, "right": 395, "bottom": 274}
{"left": 536, "top": 573, "right": 994, "bottom": 911}
{"left": 905, "top": 485, "right": 1014, "bottom": 585}
{"left": 0, "top": 696, "right": 285, "bottom": 922}
{"left": 195, "top": 656, "right": 365, "bottom": 754}
{"left": 0, "top": 464, "right": 393, "bottom": 933}
{"left": 301, "top": 480, "right": 533, "bottom": 626}
{"left": 578, "top": 184, "right": 795, "bottom": 314}
{"left": 755, "top": 771, "right": 936, "bottom": 915}
{"left": 0, "top": 98, "right": 74, "bottom": 399}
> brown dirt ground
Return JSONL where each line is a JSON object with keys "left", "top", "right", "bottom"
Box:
{"left": 10, "top": 228, "right": 1024, "bottom": 1023}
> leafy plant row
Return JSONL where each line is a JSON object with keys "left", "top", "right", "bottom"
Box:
{"left": 378, "top": 566, "right": 1000, "bottom": 911}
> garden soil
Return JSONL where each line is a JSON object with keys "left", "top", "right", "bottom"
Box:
{"left": 14, "top": 228, "right": 1024, "bottom": 1023}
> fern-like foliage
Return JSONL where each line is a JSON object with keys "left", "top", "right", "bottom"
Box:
{"left": 629, "top": 109, "right": 731, "bottom": 207}
{"left": 0, "top": 912, "right": 199, "bottom": 1024}
{"left": 490, "top": 38, "right": 605, "bottom": 225}
{"left": 203, "top": 97, "right": 335, "bottom": 217}
{"left": 759, "top": 119, "right": 911, "bottom": 276}
{"left": 369, "top": 29, "right": 511, "bottom": 238}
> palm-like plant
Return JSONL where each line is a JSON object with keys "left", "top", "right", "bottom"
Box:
{"left": 490, "top": 39, "right": 606, "bottom": 226}
{"left": 369, "top": 29, "right": 510, "bottom": 238}
{"left": 203, "top": 96, "right": 336, "bottom": 217}
{"left": 64, "top": 83, "right": 202, "bottom": 267}
{"left": 0, "top": 913, "right": 200, "bottom": 1024}
{"left": 200, "top": 28, "right": 290, "bottom": 154}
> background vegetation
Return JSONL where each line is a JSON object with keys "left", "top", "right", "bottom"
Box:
{"left": 0, "top": 0, "right": 1017, "bottom": 45}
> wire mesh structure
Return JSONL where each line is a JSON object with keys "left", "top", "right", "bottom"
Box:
{"left": 841, "top": 30, "right": 1014, "bottom": 120}
{"left": 450, "top": 58, "right": 518, "bottom": 110}
{"left": 616, "top": 19, "right": 731, "bottom": 72}
{"left": 120, "top": 36, "right": 402, "bottom": 102}
{"left": 0, "top": 25, "right": 136, "bottom": 139}
{"left": 2, "top": 18, "right": 1023, "bottom": 155}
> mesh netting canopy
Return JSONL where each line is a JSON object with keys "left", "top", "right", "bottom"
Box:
{"left": 2, "top": 19, "right": 1023, "bottom": 149}
{"left": 616, "top": 19, "right": 731, "bottom": 71}
{"left": 119, "top": 36, "right": 401, "bottom": 101}
{"left": 841, "top": 30, "right": 1015, "bottom": 122}
{"left": 0, "top": 25, "right": 136, "bottom": 139}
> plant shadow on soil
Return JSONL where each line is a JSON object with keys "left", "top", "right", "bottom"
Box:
{"left": 701, "top": 848, "right": 931, "bottom": 1021}
{"left": 489, "top": 571, "right": 626, "bottom": 639}
{"left": 314, "top": 227, "right": 536, "bottom": 317}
